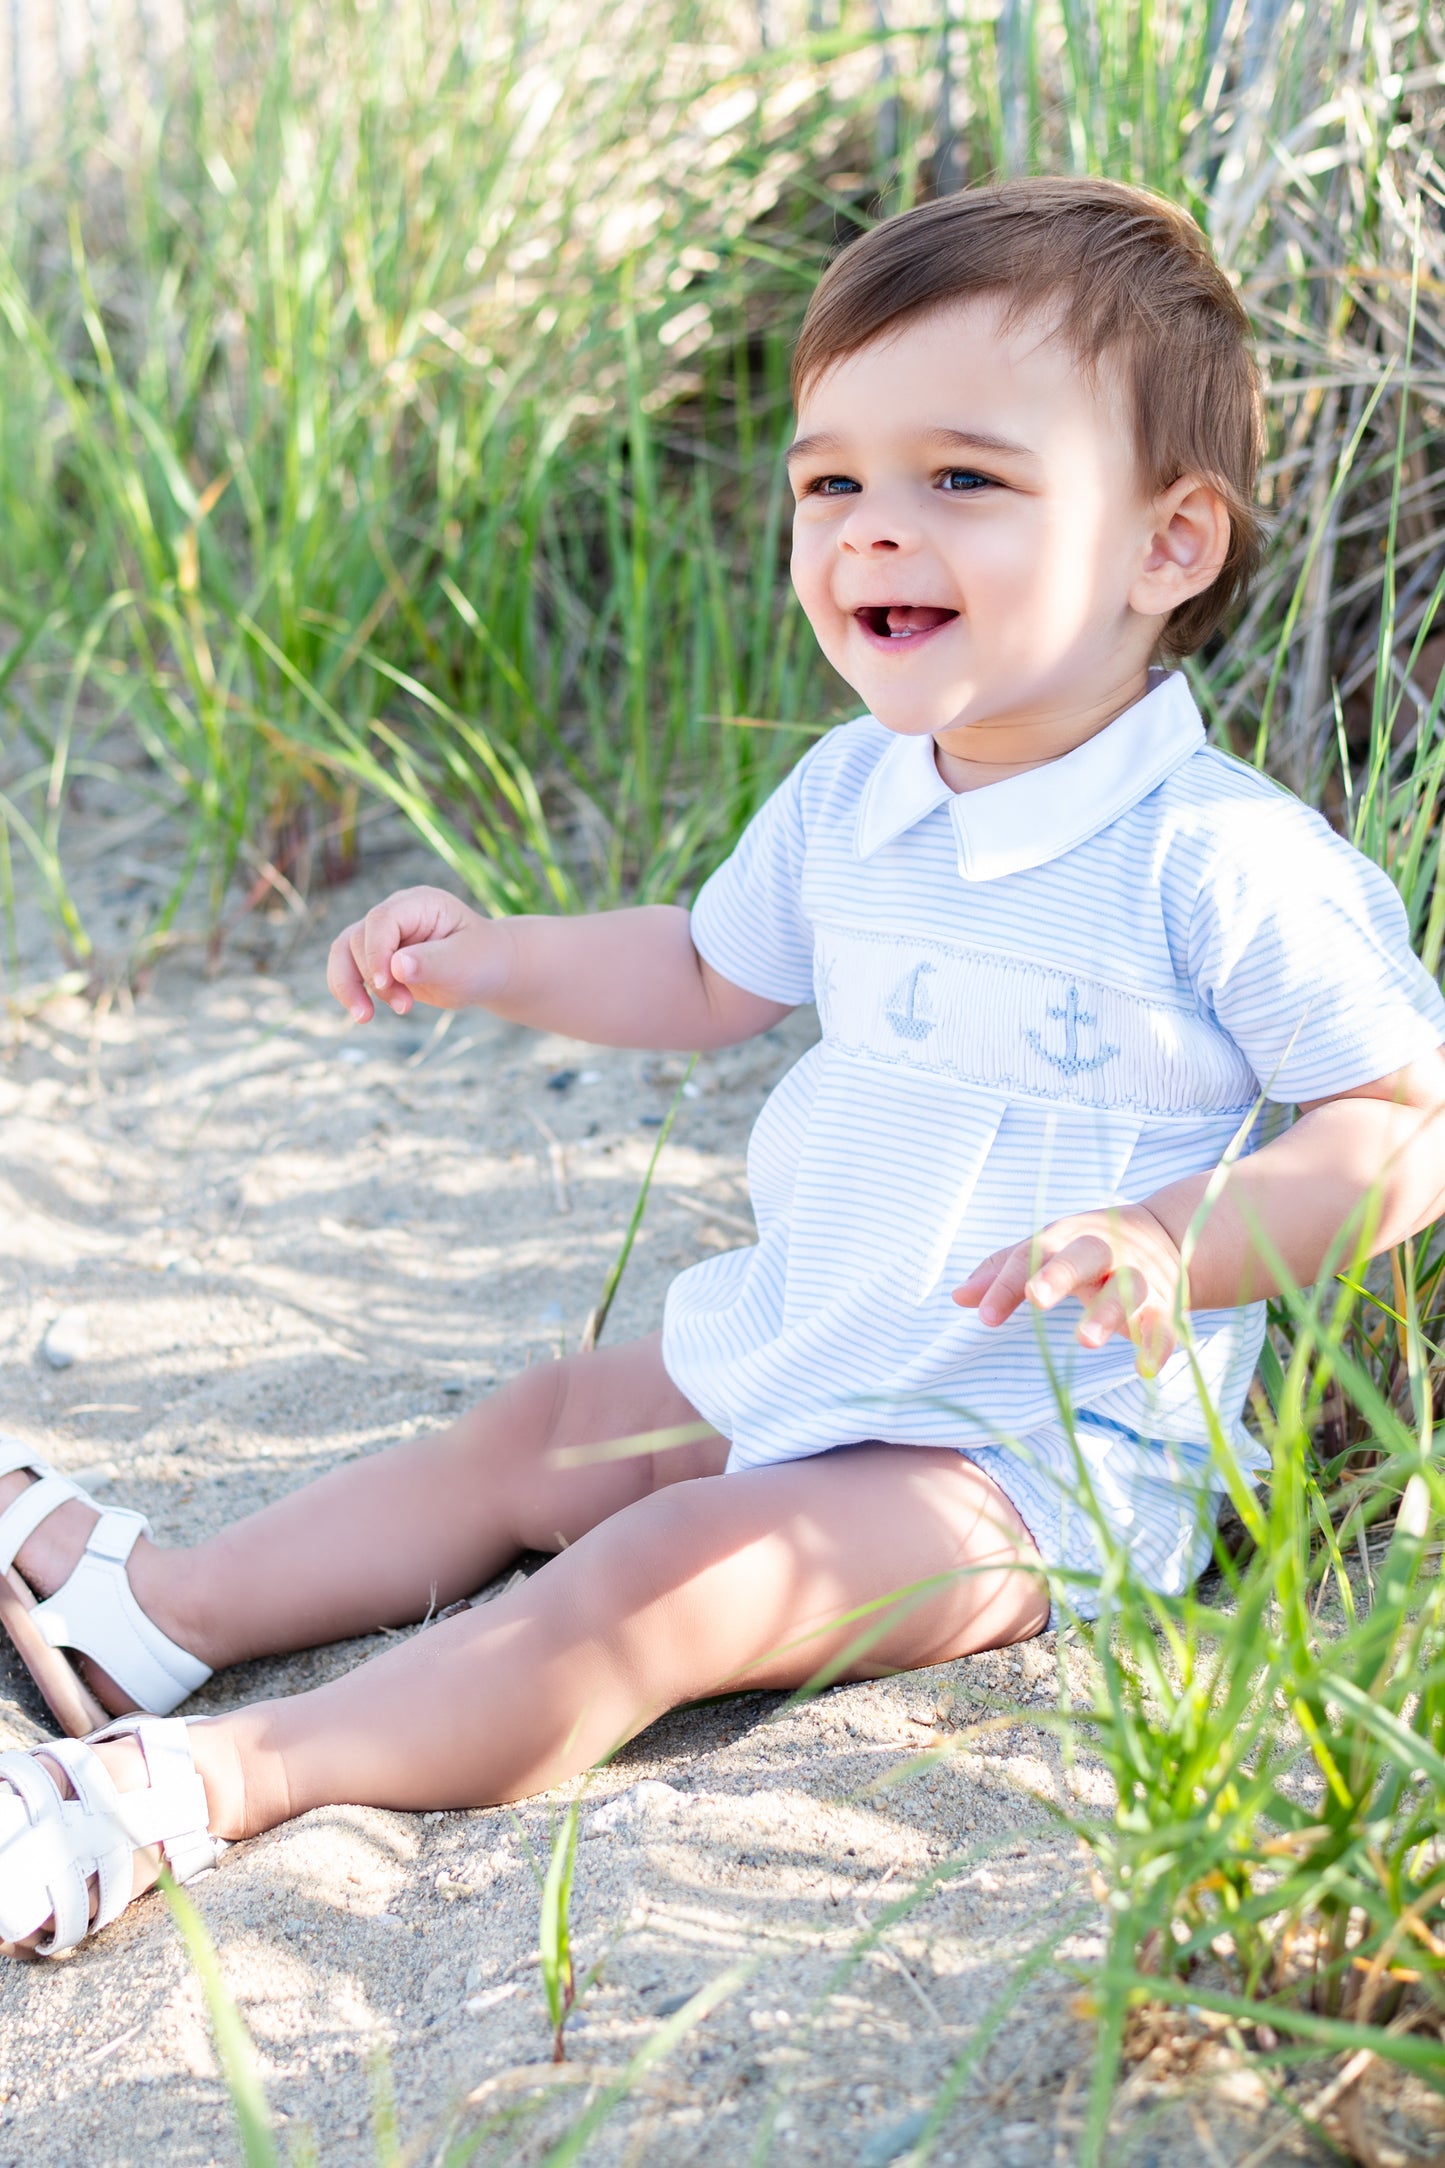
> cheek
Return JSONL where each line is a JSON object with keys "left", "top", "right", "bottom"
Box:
{"left": 989, "top": 501, "right": 1125, "bottom": 642}
{"left": 790, "top": 530, "right": 838, "bottom": 625}
{"left": 944, "top": 522, "right": 1051, "bottom": 641}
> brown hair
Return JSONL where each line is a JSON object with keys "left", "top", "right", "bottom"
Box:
{"left": 792, "top": 177, "right": 1265, "bottom": 656}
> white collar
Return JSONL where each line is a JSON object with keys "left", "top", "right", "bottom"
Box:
{"left": 853, "top": 669, "right": 1205, "bottom": 882}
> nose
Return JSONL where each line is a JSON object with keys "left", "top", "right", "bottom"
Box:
{"left": 836, "top": 486, "right": 918, "bottom": 556}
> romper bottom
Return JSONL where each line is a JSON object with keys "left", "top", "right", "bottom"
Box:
{"left": 960, "top": 1412, "right": 1233, "bottom": 1625}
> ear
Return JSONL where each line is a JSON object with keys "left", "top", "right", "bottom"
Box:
{"left": 1129, "top": 475, "right": 1232, "bottom": 618}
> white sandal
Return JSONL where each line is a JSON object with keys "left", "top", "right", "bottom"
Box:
{"left": 0, "top": 1441, "right": 212, "bottom": 1739}
{"left": 0, "top": 1715, "right": 226, "bottom": 1956}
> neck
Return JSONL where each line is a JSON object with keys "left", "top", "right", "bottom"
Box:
{"left": 931, "top": 665, "right": 1154, "bottom": 795}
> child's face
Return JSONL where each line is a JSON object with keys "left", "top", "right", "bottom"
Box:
{"left": 787, "top": 299, "right": 1172, "bottom": 753}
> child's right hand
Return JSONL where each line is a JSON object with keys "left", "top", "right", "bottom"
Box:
{"left": 327, "top": 886, "right": 507, "bottom": 1022}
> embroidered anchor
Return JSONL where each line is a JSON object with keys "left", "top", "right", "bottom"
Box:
{"left": 885, "top": 960, "right": 936, "bottom": 1041}
{"left": 1025, "top": 983, "right": 1118, "bottom": 1077}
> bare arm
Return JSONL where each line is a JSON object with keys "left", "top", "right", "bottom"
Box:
{"left": 327, "top": 886, "right": 791, "bottom": 1051}
{"left": 956, "top": 1051, "right": 1445, "bottom": 1373}
{"left": 1144, "top": 1054, "right": 1445, "bottom": 1306}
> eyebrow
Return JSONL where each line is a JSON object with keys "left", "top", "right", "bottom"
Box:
{"left": 784, "top": 425, "right": 1035, "bottom": 465}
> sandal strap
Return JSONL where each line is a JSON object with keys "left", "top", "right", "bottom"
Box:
{"left": 43, "top": 1740, "right": 134, "bottom": 1935}
{"left": 0, "top": 1473, "right": 95, "bottom": 1576}
{"left": 0, "top": 1439, "right": 58, "bottom": 1486}
{"left": 34, "top": 1513, "right": 212, "bottom": 1715}
{"left": 0, "top": 1749, "right": 91, "bottom": 1954}
{"left": 0, "top": 1446, "right": 210, "bottom": 1717}
{"left": 89, "top": 1717, "right": 225, "bottom": 1880}
{"left": 0, "top": 1721, "right": 222, "bottom": 1956}
{"left": 0, "top": 1745, "right": 63, "bottom": 1821}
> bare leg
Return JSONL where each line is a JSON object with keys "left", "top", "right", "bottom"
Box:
{"left": 192, "top": 1441, "right": 1049, "bottom": 1831}
{"left": 0, "top": 1335, "right": 722, "bottom": 1709}
{"left": 5, "top": 1441, "right": 1049, "bottom": 1951}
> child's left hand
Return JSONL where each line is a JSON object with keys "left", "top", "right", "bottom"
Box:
{"left": 952, "top": 1204, "right": 1188, "bottom": 1377}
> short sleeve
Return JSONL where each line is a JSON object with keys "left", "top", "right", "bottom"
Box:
{"left": 1187, "top": 799, "right": 1445, "bottom": 1103}
{"left": 689, "top": 750, "right": 818, "bottom": 1006}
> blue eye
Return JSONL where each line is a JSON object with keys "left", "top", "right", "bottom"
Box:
{"left": 940, "top": 469, "right": 991, "bottom": 492}
{"left": 806, "top": 475, "right": 861, "bottom": 496}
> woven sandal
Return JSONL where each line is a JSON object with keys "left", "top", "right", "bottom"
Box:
{"left": 0, "top": 1441, "right": 212, "bottom": 1739}
{"left": 0, "top": 1715, "right": 225, "bottom": 1956}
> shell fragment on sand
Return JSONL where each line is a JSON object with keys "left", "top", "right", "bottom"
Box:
{"left": 41, "top": 1309, "right": 90, "bottom": 1369}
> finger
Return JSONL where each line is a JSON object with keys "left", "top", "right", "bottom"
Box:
{"left": 1076, "top": 1293, "right": 1129, "bottom": 1349}
{"left": 346, "top": 919, "right": 392, "bottom": 1010}
{"left": 1024, "top": 1234, "right": 1114, "bottom": 1311}
{"left": 361, "top": 906, "right": 407, "bottom": 994}
{"left": 1130, "top": 1305, "right": 1177, "bottom": 1379}
{"left": 361, "top": 887, "right": 462, "bottom": 995}
{"left": 1076, "top": 1261, "right": 1151, "bottom": 1348}
{"left": 973, "top": 1246, "right": 1037, "bottom": 1328}
{"left": 355, "top": 917, "right": 414, "bottom": 1015}
{"left": 390, "top": 938, "right": 458, "bottom": 995}
{"left": 952, "top": 1249, "right": 1013, "bottom": 1305}
{"left": 343, "top": 927, "right": 398, "bottom": 1018}
{"left": 327, "top": 927, "right": 373, "bottom": 1022}
{"left": 1081, "top": 1278, "right": 1176, "bottom": 1374}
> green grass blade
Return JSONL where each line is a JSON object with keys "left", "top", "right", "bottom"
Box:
{"left": 159, "top": 1870, "right": 279, "bottom": 2168}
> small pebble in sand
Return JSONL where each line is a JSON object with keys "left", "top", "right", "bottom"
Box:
{"left": 42, "top": 1308, "right": 90, "bottom": 1369}
{"left": 859, "top": 2110, "right": 931, "bottom": 2166}
{"left": 585, "top": 1780, "right": 688, "bottom": 1835}
{"left": 653, "top": 1990, "right": 697, "bottom": 2017}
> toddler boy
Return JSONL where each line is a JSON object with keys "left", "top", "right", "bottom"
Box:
{"left": 6, "top": 179, "right": 1445, "bottom": 1960}
{"left": 343, "top": 175, "right": 1445, "bottom": 1612}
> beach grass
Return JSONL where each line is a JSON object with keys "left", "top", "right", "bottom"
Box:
{"left": 3, "top": 0, "right": 1444, "bottom": 2156}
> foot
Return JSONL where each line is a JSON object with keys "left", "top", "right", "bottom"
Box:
{"left": 0, "top": 1718, "right": 242, "bottom": 1960}
{"left": 0, "top": 1471, "right": 193, "bottom": 1718}
{"left": 0, "top": 1734, "right": 160, "bottom": 1956}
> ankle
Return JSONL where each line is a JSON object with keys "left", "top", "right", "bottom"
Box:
{"left": 190, "top": 1712, "right": 292, "bottom": 1843}
{"left": 126, "top": 1540, "right": 226, "bottom": 1673}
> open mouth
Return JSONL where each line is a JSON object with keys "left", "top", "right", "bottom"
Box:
{"left": 855, "top": 604, "right": 958, "bottom": 640}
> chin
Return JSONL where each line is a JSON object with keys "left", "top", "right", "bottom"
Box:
{"left": 872, "top": 714, "right": 945, "bottom": 739}
{"left": 864, "top": 688, "right": 976, "bottom": 736}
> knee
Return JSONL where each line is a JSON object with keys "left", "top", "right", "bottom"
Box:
{"left": 454, "top": 1359, "right": 568, "bottom": 1471}
{"left": 557, "top": 1480, "right": 735, "bottom": 1660}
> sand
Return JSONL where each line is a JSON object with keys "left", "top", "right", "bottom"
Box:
{"left": 0, "top": 800, "right": 1345, "bottom": 2167}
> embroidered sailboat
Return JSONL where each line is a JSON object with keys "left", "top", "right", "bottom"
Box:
{"left": 885, "top": 960, "right": 936, "bottom": 1041}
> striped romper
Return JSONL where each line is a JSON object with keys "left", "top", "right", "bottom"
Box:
{"left": 660, "top": 671, "right": 1445, "bottom": 1618}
